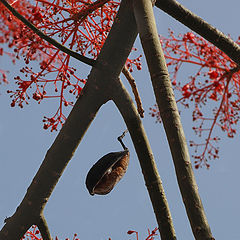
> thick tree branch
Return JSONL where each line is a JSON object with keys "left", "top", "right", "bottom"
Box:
{"left": 112, "top": 78, "right": 176, "bottom": 240}
{"left": 0, "top": 0, "right": 96, "bottom": 67}
{"left": 155, "top": 0, "right": 240, "bottom": 66}
{"left": 0, "top": 0, "right": 140, "bottom": 238}
{"left": 0, "top": 1, "right": 178, "bottom": 239}
{"left": 37, "top": 215, "right": 52, "bottom": 240}
{"left": 0, "top": 64, "right": 105, "bottom": 240}
{"left": 133, "top": 0, "right": 214, "bottom": 239}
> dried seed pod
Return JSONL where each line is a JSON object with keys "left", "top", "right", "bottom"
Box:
{"left": 86, "top": 149, "right": 129, "bottom": 195}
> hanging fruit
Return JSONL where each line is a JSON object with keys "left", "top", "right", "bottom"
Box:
{"left": 86, "top": 130, "right": 130, "bottom": 195}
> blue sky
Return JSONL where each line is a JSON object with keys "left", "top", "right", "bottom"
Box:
{"left": 0, "top": 0, "right": 240, "bottom": 239}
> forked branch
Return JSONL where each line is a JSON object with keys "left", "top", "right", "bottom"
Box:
{"left": 0, "top": 1, "right": 175, "bottom": 239}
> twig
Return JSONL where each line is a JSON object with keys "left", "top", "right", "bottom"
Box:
{"left": 122, "top": 66, "right": 144, "bottom": 117}
{"left": 117, "top": 129, "right": 128, "bottom": 150}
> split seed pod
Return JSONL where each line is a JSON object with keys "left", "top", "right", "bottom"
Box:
{"left": 86, "top": 149, "right": 130, "bottom": 196}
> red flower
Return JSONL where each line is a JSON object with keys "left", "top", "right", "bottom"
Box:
{"left": 208, "top": 70, "right": 218, "bottom": 79}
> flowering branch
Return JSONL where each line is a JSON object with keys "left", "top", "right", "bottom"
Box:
{"left": 0, "top": 0, "right": 145, "bottom": 131}
{"left": 0, "top": 1, "right": 175, "bottom": 239}
{"left": 0, "top": 0, "right": 96, "bottom": 66}
{"left": 127, "top": 228, "right": 158, "bottom": 240}
{"left": 155, "top": 0, "right": 240, "bottom": 66}
{"left": 191, "top": 66, "right": 240, "bottom": 167}
{"left": 150, "top": 31, "right": 240, "bottom": 167}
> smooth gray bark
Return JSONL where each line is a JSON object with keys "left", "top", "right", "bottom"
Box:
{"left": 133, "top": 0, "right": 214, "bottom": 239}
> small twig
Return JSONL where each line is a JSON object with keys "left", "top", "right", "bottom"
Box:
{"left": 122, "top": 66, "right": 144, "bottom": 118}
{"left": 37, "top": 215, "right": 52, "bottom": 240}
{"left": 117, "top": 129, "right": 128, "bottom": 150}
{"left": 0, "top": 0, "right": 96, "bottom": 67}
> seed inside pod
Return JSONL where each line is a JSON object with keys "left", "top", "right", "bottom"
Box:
{"left": 86, "top": 150, "right": 129, "bottom": 195}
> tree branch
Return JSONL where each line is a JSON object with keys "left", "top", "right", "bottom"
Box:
{"left": 0, "top": 62, "right": 105, "bottom": 240}
{"left": 0, "top": 0, "right": 138, "bottom": 238}
{"left": 155, "top": 0, "right": 240, "bottom": 66}
{"left": 37, "top": 215, "right": 52, "bottom": 240}
{"left": 112, "top": 78, "right": 176, "bottom": 240}
{"left": 133, "top": 0, "right": 214, "bottom": 239}
{"left": 0, "top": 0, "right": 96, "bottom": 67}
{"left": 0, "top": 0, "right": 178, "bottom": 239}
{"left": 122, "top": 66, "right": 144, "bottom": 118}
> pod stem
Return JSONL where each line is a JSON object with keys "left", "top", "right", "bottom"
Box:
{"left": 117, "top": 129, "right": 128, "bottom": 150}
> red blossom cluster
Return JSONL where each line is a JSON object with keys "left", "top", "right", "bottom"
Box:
{"left": 55, "top": 233, "right": 79, "bottom": 240}
{"left": 21, "top": 225, "right": 41, "bottom": 240}
{"left": 126, "top": 48, "right": 142, "bottom": 72}
{"left": 0, "top": 69, "right": 8, "bottom": 84}
{"left": 127, "top": 227, "right": 159, "bottom": 240}
{"left": 1, "top": 1, "right": 239, "bottom": 167}
{"left": 150, "top": 30, "right": 240, "bottom": 168}
{"left": 0, "top": 49, "right": 11, "bottom": 84}
{"left": 0, "top": 0, "right": 31, "bottom": 84}
{"left": 22, "top": 225, "right": 80, "bottom": 240}
{"left": 0, "top": 0, "right": 141, "bottom": 131}
{"left": 22, "top": 225, "right": 158, "bottom": 240}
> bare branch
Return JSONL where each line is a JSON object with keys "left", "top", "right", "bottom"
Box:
{"left": 122, "top": 66, "right": 144, "bottom": 117}
{"left": 37, "top": 215, "right": 52, "bottom": 240}
{"left": 133, "top": 0, "right": 214, "bottom": 239}
{"left": 112, "top": 78, "right": 176, "bottom": 240}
